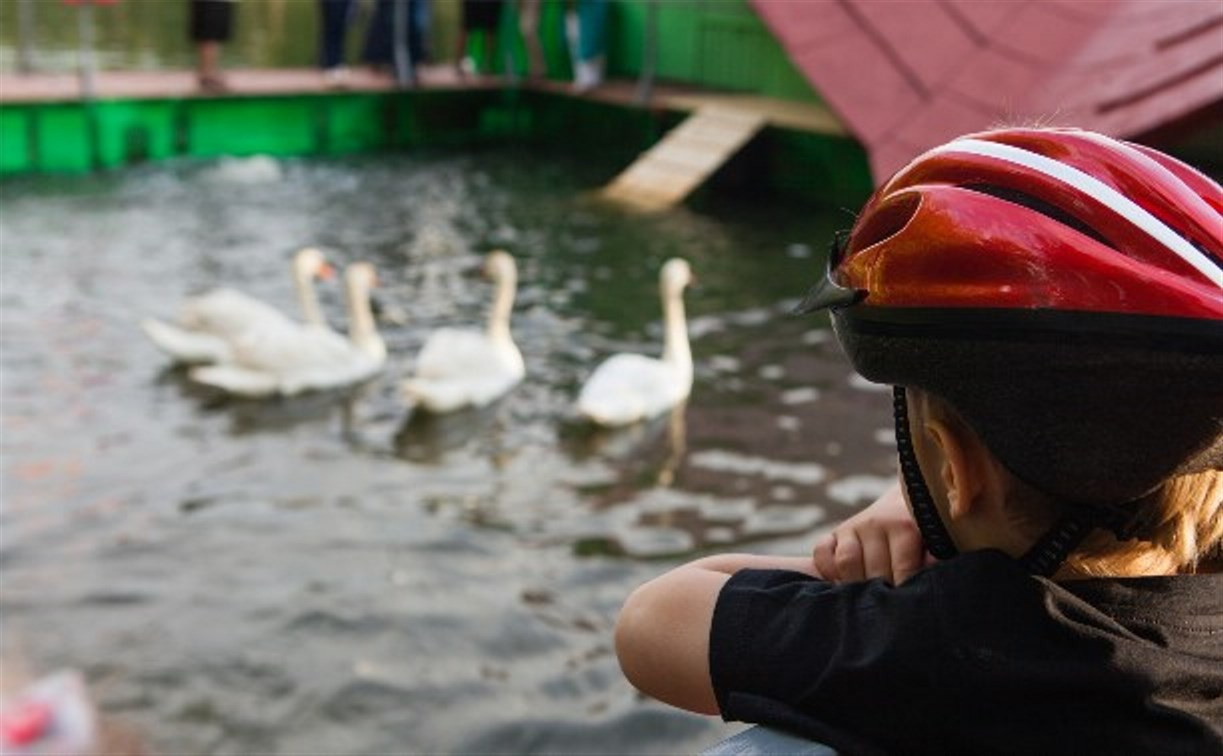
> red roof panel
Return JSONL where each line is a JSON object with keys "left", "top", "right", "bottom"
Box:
{"left": 945, "top": 50, "right": 1046, "bottom": 112}
{"left": 789, "top": 38, "right": 926, "bottom": 143}
{"left": 849, "top": 0, "right": 978, "bottom": 91}
{"left": 751, "top": 1, "right": 858, "bottom": 52}
{"left": 992, "top": 4, "right": 1102, "bottom": 66}
{"left": 941, "top": 0, "right": 1018, "bottom": 39}
{"left": 752, "top": 0, "right": 1223, "bottom": 182}
{"left": 1096, "top": 65, "right": 1223, "bottom": 136}
{"left": 877, "top": 93, "right": 999, "bottom": 159}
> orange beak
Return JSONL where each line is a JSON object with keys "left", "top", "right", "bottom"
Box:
{"left": 318, "top": 262, "right": 336, "bottom": 281}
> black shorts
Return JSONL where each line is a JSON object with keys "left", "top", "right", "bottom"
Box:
{"left": 462, "top": 0, "right": 503, "bottom": 31}
{"left": 190, "top": 1, "right": 235, "bottom": 43}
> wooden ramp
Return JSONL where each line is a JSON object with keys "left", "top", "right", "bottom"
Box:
{"left": 602, "top": 104, "right": 767, "bottom": 210}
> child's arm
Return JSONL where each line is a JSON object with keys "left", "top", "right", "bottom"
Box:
{"left": 614, "top": 554, "right": 821, "bottom": 715}
{"left": 812, "top": 479, "right": 928, "bottom": 585}
{"left": 616, "top": 484, "right": 926, "bottom": 714}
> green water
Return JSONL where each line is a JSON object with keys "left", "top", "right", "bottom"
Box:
{"left": 0, "top": 148, "right": 898, "bottom": 752}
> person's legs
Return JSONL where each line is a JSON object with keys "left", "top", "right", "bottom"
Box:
{"left": 480, "top": 29, "right": 497, "bottom": 75}
{"left": 361, "top": 0, "right": 395, "bottom": 75}
{"left": 454, "top": 28, "right": 470, "bottom": 77}
{"left": 573, "top": 0, "right": 606, "bottom": 91}
{"left": 408, "top": 0, "right": 430, "bottom": 65}
{"left": 189, "top": 0, "right": 233, "bottom": 91}
{"left": 196, "top": 40, "right": 220, "bottom": 82}
{"left": 320, "top": 0, "right": 353, "bottom": 71}
{"left": 460, "top": 0, "right": 502, "bottom": 75}
{"left": 518, "top": 0, "right": 543, "bottom": 78}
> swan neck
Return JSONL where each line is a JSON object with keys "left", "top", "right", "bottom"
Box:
{"left": 295, "top": 265, "right": 324, "bottom": 326}
{"left": 346, "top": 279, "right": 382, "bottom": 355}
{"left": 487, "top": 267, "right": 516, "bottom": 344}
{"left": 661, "top": 283, "right": 691, "bottom": 372}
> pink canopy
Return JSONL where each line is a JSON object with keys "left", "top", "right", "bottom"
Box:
{"left": 751, "top": 0, "right": 1223, "bottom": 183}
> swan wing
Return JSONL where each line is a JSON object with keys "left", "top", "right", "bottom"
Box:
{"left": 279, "top": 354, "right": 384, "bottom": 396}
{"left": 222, "top": 323, "right": 384, "bottom": 395}
{"left": 141, "top": 318, "right": 234, "bottom": 364}
{"left": 189, "top": 324, "right": 382, "bottom": 397}
{"left": 577, "top": 354, "right": 684, "bottom": 426}
{"left": 189, "top": 364, "right": 279, "bottom": 397}
{"left": 403, "top": 370, "right": 522, "bottom": 412}
{"left": 403, "top": 328, "right": 523, "bottom": 411}
{"left": 401, "top": 376, "right": 475, "bottom": 413}
{"left": 413, "top": 329, "right": 498, "bottom": 379}
{"left": 230, "top": 322, "right": 357, "bottom": 373}
{"left": 180, "top": 288, "right": 294, "bottom": 338}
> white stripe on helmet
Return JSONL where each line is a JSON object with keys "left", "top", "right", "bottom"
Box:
{"left": 931, "top": 137, "right": 1223, "bottom": 289}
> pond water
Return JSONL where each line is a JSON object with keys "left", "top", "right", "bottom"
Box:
{"left": 0, "top": 149, "right": 900, "bottom": 754}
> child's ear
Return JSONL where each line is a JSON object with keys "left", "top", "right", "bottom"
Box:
{"left": 924, "top": 419, "right": 982, "bottom": 521}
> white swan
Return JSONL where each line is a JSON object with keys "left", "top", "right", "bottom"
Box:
{"left": 189, "top": 262, "right": 386, "bottom": 397}
{"left": 141, "top": 247, "right": 333, "bottom": 364}
{"left": 577, "top": 258, "right": 694, "bottom": 427}
{"left": 402, "top": 250, "right": 525, "bottom": 413}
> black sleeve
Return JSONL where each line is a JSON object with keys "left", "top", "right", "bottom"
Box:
{"left": 710, "top": 554, "right": 1223, "bottom": 754}
{"left": 709, "top": 568, "right": 948, "bottom": 749}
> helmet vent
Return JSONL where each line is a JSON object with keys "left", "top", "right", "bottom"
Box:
{"left": 962, "top": 183, "right": 1115, "bottom": 249}
{"left": 851, "top": 192, "right": 921, "bottom": 253}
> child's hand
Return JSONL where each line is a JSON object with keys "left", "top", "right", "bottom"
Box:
{"left": 813, "top": 480, "right": 927, "bottom": 585}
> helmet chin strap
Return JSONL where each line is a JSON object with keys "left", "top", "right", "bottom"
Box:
{"left": 893, "top": 387, "right": 959, "bottom": 561}
{"left": 1017, "top": 514, "right": 1095, "bottom": 576}
{"left": 1019, "top": 498, "right": 1141, "bottom": 576}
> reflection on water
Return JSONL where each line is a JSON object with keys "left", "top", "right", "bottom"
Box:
{"left": 394, "top": 401, "right": 504, "bottom": 463}
{"left": 0, "top": 150, "right": 897, "bottom": 753}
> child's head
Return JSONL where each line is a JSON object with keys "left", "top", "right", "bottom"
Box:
{"left": 798, "top": 127, "right": 1223, "bottom": 575}
{"left": 906, "top": 387, "right": 1223, "bottom": 577}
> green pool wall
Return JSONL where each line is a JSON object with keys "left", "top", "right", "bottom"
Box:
{"left": 477, "top": 0, "right": 819, "bottom": 104}
{"left": 0, "top": 0, "right": 876, "bottom": 205}
{"left": 0, "top": 89, "right": 873, "bottom": 208}
{"left": 604, "top": 0, "right": 819, "bottom": 103}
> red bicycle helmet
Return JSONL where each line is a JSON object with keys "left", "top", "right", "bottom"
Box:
{"left": 798, "top": 127, "right": 1223, "bottom": 574}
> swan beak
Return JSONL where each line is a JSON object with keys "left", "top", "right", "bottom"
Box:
{"left": 317, "top": 262, "right": 337, "bottom": 281}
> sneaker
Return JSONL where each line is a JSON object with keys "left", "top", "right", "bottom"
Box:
{"left": 198, "top": 75, "right": 229, "bottom": 93}
{"left": 323, "top": 66, "right": 350, "bottom": 89}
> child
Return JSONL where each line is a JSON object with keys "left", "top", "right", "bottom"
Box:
{"left": 614, "top": 127, "right": 1223, "bottom": 754}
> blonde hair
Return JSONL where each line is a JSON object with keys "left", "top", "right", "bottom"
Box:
{"left": 917, "top": 389, "right": 1223, "bottom": 576}
{"left": 1063, "top": 469, "right": 1223, "bottom": 577}
{"left": 1002, "top": 467, "right": 1223, "bottom": 577}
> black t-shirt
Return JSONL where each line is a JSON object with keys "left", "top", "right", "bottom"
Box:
{"left": 710, "top": 550, "right": 1223, "bottom": 755}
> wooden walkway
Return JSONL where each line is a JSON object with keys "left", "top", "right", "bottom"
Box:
{"left": 0, "top": 65, "right": 487, "bottom": 103}
{"left": 0, "top": 66, "right": 846, "bottom": 140}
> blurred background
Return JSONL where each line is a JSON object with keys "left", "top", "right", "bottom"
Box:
{"left": 0, "top": 0, "right": 463, "bottom": 74}
{"left": 1, "top": 1, "right": 1218, "bottom": 753}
